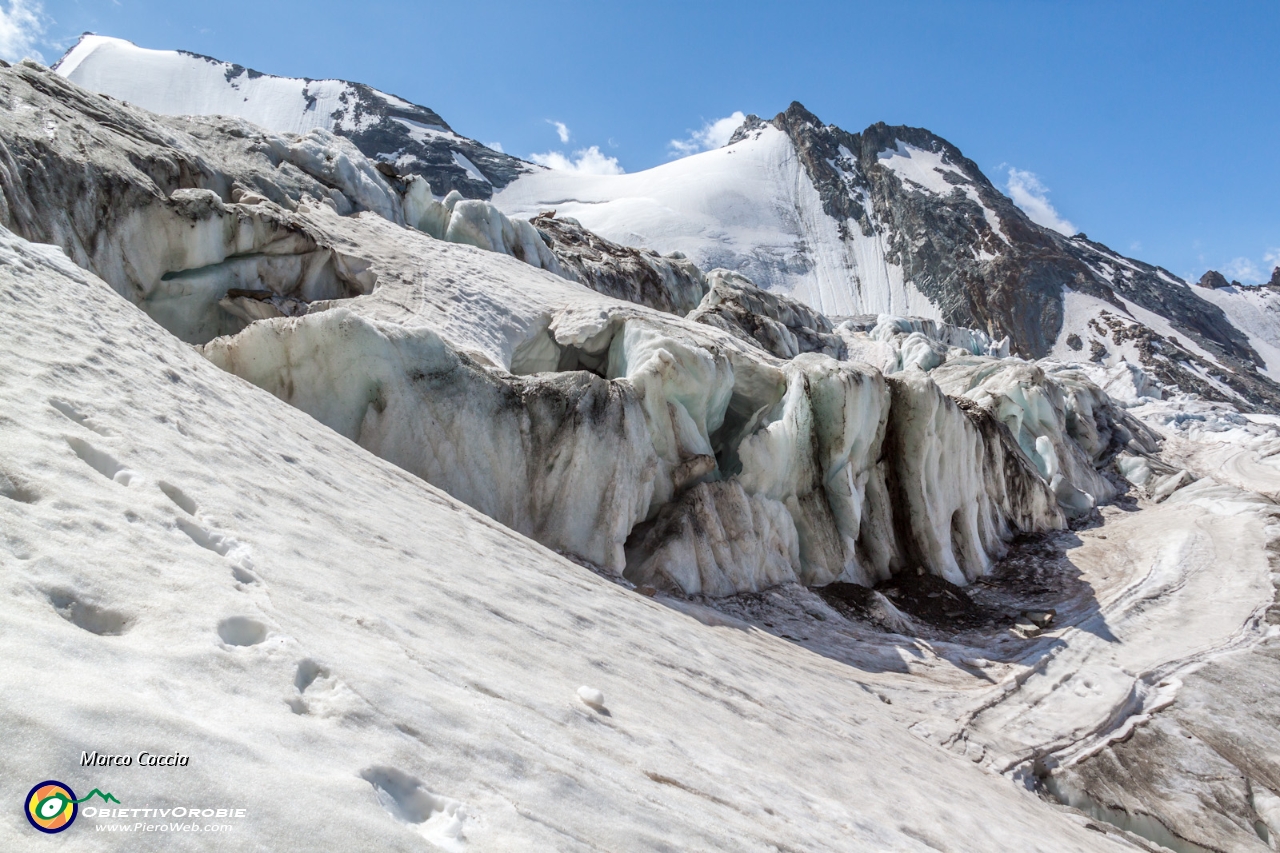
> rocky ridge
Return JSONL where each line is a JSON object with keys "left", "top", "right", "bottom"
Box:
{"left": 747, "top": 103, "right": 1279, "bottom": 412}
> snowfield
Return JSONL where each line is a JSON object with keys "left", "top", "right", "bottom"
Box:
{"left": 495, "top": 124, "right": 941, "bottom": 319}
{"left": 1, "top": 44, "right": 1279, "bottom": 853}
{"left": 54, "top": 35, "right": 364, "bottom": 137}
{"left": 0, "top": 225, "right": 1133, "bottom": 852}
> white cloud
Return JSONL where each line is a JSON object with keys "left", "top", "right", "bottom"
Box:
{"left": 1223, "top": 257, "right": 1263, "bottom": 283}
{"left": 669, "top": 111, "right": 746, "bottom": 157}
{"left": 528, "top": 146, "right": 624, "bottom": 176}
{"left": 0, "top": 0, "right": 48, "bottom": 63}
{"left": 1265, "top": 248, "right": 1280, "bottom": 268}
{"left": 547, "top": 120, "right": 570, "bottom": 144}
{"left": 484, "top": 141, "right": 504, "bottom": 153}
{"left": 1005, "top": 168, "right": 1077, "bottom": 236}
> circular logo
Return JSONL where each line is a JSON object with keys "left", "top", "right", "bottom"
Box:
{"left": 25, "top": 781, "right": 77, "bottom": 834}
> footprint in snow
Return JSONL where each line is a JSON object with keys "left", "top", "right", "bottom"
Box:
{"left": 65, "top": 436, "right": 139, "bottom": 485}
{"left": 174, "top": 514, "right": 260, "bottom": 585}
{"left": 217, "top": 616, "right": 268, "bottom": 647}
{"left": 361, "top": 766, "right": 467, "bottom": 849}
{"left": 0, "top": 468, "right": 39, "bottom": 503}
{"left": 49, "top": 399, "right": 111, "bottom": 435}
{"left": 47, "top": 588, "right": 133, "bottom": 636}
{"left": 286, "top": 659, "right": 367, "bottom": 719}
{"left": 158, "top": 480, "right": 198, "bottom": 515}
{"left": 287, "top": 658, "right": 330, "bottom": 715}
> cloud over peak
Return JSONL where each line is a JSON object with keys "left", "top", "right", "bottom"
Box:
{"left": 547, "top": 120, "right": 570, "bottom": 144}
{"left": 1006, "top": 167, "right": 1076, "bottom": 237}
{"left": 529, "top": 145, "right": 624, "bottom": 176}
{"left": 669, "top": 111, "right": 746, "bottom": 157}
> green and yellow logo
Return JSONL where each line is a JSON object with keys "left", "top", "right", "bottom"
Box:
{"left": 24, "top": 781, "right": 118, "bottom": 834}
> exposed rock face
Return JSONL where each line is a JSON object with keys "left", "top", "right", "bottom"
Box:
{"left": 530, "top": 213, "right": 708, "bottom": 315}
{"left": 1199, "top": 269, "right": 1231, "bottom": 289}
{"left": 687, "top": 270, "right": 845, "bottom": 359}
{"left": 743, "top": 102, "right": 1280, "bottom": 413}
{"left": 330, "top": 85, "right": 528, "bottom": 199}
{"left": 1271, "top": 266, "right": 1280, "bottom": 289}
{"left": 764, "top": 102, "right": 1099, "bottom": 357}
{"left": 1067, "top": 236, "right": 1256, "bottom": 364}
{"left": 767, "top": 103, "right": 1261, "bottom": 371}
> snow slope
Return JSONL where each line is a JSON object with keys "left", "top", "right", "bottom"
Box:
{"left": 55, "top": 35, "right": 367, "bottom": 137}
{"left": 1194, "top": 284, "right": 1280, "bottom": 380}
{"left": 54, "top": 36, "right": 528, "bottom": 200}
{"left": 496, "top": 124, "right": 940, "bottom": 319}
{"left": 0, "top": 225, "right": 1134, "bottom": 851}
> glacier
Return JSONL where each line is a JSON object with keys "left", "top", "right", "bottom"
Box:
{"left": 0, "top": 43, "right": 1279, "bottom": 853}
{"left": 2, "top": 221, "right": 1141, "bottom": 851}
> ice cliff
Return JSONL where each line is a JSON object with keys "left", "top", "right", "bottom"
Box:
{"left": 0, "top": 58, "right": 1131, "bottom": 600}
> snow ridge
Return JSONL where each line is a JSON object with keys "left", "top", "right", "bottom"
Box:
{"left": 55, "top": 34, "right": 530, "bottom": 199}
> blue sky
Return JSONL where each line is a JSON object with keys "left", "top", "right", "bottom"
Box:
{"left": 4, "top": 0, "right": 1277, "bottom": 283}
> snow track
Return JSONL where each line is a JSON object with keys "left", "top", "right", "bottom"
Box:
{"left": 941, "top": 483, "right": 1277, "bottom": 778}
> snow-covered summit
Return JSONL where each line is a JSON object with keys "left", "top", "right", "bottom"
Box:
{"left": 498, "top": 101, "right": 1280, "bottom": 412}
{"left": 54, "top": 34, "right": 529, "bottom": 199}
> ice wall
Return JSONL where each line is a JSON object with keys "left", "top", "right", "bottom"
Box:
{"left": 405, "top": 183, "right": 710, "bottom": 316}
{"left": 2, "top": 60, "right": 1122, "bottom": 598}
{"left": 203, "top": 263, "right": 1067, "bottom": 595}
{"left": 403, "top": 181, "right": 561, "bottom": 275}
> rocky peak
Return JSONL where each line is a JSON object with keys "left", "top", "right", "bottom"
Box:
{"left": 749, "top": 102, "right": 1267, "bottom": 391}
{"left": 761, "top": 105, "right": 1085, "bottom": 357}
{"left": 726, "top": 113, "right": 768, "bottom": 146}
{"left": 1197, "top": 270, "right": 1232, "bottom": 289}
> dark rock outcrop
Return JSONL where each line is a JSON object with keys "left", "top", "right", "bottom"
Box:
{"left": 1198, "top": 270, "right": 1230, "bottom": 289}
{"left": 687, "top": 270, "right": 845, "bottom": 360}
{"left": 765, "top": 102, "right": 1099, "bottom": 358}
{"left": 746, "top": 102, "right": 1280, "bottom": 411}
{"left": 532, "top": 214, "right": 708, "bottom": 315}
{"left": 334, "top": 83, "right": 528, "bottom": 200}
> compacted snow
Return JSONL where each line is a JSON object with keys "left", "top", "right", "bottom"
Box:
{"left": 1195, "top": 284, "right": 1280, "bottom": 380}
{"left": 54, "top": 35, "right": 361, "bottom": 136}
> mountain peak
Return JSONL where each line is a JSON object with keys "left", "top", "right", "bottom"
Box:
{"left": 53, "top": 35, "right": 525, "bottom": 200}
{"left": 777, "top": 100, "right": 822, "bottom": 127}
